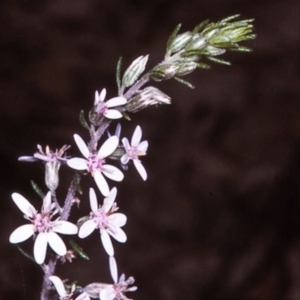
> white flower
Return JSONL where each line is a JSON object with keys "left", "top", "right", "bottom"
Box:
{"left": 9, "top": 192, "right": 78, "bottom": 264}
{"left": 49, "top": 275, "right": 91, "bottom": 300}
{"left": 121, "top": 125, "right": 148, "bottom": 181}
{"left": 67, "top": 134, "right": 124, "bottom": 196}
{"left": 78, "top": 187, "right": 127, "bottom": 256}
{"left": 94, "top": 89, "right": 127, "bottom": 119}
{"left": 100, "top": 256, "right": 137, "bottom": 300}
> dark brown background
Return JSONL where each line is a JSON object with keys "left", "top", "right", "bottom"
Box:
{"left": 1, "top": 0, "right": 300, "bottom": 299}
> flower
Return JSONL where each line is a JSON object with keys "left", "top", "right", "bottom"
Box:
{"left": 94, "top": 89, "right": 127, "bottom": 119}
{"left": 67, "top": 134, "right": 124, "bottom": 196}
{"left": 18, "top": 145, "right": 70, "bottom": 191}
{"left": 78, "top": 187, "right": 127, "bottom": 256}
{"left": 49, "top": 275, "right": 91, "bottom": 300}
{"left": 9, "top": 192, "right": 78, "bottom": 264}
{"left": 100, "top": 256, "right": 137, "bottom": 300}
{"left": 121, "top": 125, "right": 148, "bottom": 180}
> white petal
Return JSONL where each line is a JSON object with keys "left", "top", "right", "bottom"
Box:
{"left": 99, "top": 88, "right": 106, "bottom": 101}
{"left": 108, "top": 227, "right": 127, "bottom": 243}
{"left": 53, "top": 221, "right": 78, "bottom": 235}
{"left": 34, "top": 232, "right": 48, "bottom": 264}
{"left": 12, "top": 193, "right": 37, "bottom": 218}
{"left": 67, "top": 158, "right": 87, "bottom": 170}
{"left": 115, "top": 123, "right": 121, "bottom": 138}
{"left": 79, "top": 219, "right": 97, "bottom": 238}
{"left": 42, "top": 192, "right": 52, "bottom": 213}
{"left": 108, "top": 213, "right": 127, "bottom": 227}
{"left": 104, "top": 110, "right": 123, "bottom": 119}
{"left": 76, "top": 292, "right": 91, "bottom": 300}
{"left": 106, "top": 97, "right": 127, "bottom": 108}
{"left": 133, "top": 160, "right": 147, "bottom": 181}
{"left": 47, "top": 232, "right": 67, "bottom": 256}
{"left": 74, "top": 134, "right": 90, "bottom": 159}
{"left": 101, "top": 230, "right": 114, "bottom": 256}
{"left": 121, "top": 137, "right": 130, "bottom": 152}
{"left": 131, "top": 125, "right": 142, "bottom": 146}
{"left": 94, "top": 90, "right": 101, "bottom": 105}
{"left": 137, "top": 140, "right": 148, "bottom": 153}
{"left": 109, "top": 256, "right": 118, "bottom": 283}
{"left": 9, "top": 224, "right": 34, "bottom": 243}
{"left": 94, "top": 171, "right": 110, "bottom": 197}
{"left": 100, "top": 286, "right": 116, "bottom": 300}
{"left": 49, "top": 276, "right": 67, "bottom": 297}
{"left": 18, "top": 156, "right": 38, "bottom": 162}
{"left": 102, "top": 165, "right": 124, "bottom": 182}
{"left": 89, "top": 187, "right": 98, "bottom": 212}
{"left": 103, "top": 187, "right": 117, "bottom": 213}
{"left": 120, "top": 154, "right": 129, "bottom": 165}
{"left": 98, "top": 136, "right": 118, "bottom": 159}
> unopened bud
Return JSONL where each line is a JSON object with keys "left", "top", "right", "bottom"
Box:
{"left": 175, "top": 61, "right": 198, "bottom": 76}
{"left": 45, "top": 160, "right": 60, "bottom": 192}
{"left": 151, "top": 64, "right": 179, "bottom": 81}
{"left": 169, "top": 32, "right": 192, "bottom": 53}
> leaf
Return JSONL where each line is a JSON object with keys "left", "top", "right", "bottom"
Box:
{"left": 72, "top": 173, "right": 83, "bottom": 195}
{"left": 166, "top": 23, "right": 182, "bottom": 51}
{"left": 206, "top": 56, "right": 231, "bottom": 66}
{"left": 17, "top": 246, "right": 35, "bottom": 263}
{"left": 30, "top": 180, "right": 45, "bottom": 199}
{"left": 69, "top": 239, "right": 90, "bottom": 260}
{"left": 79, "top": 111, "right": 90, "bottom": 131}
{"left": 174, "top": 76, "right": 195, "bottom": 89}
{"left": 116, "top": 56, "right": 122, "bottom": 92}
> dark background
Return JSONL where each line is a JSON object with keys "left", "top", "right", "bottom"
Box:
{"left": 1, "top": 0, "right": 300, "bottom": 299}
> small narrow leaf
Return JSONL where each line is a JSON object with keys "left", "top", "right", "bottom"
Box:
{"left": 116, "top": 56, "right": 122, "bottom": 92}
{"left": 69, "top": 239, "right": 90, "bottom": 260}
{"left": 79, "top": 111, "right": 90, "bottom": 131}
{"left": 192, "top": 19, "right": 210, "bottom": 34}
{"left": 166, "top": 23, "right": 182, "bottom": 50}
{"left": 73, "top": 173, "right": 83, "bottom": 195}
{"left": 30, "top": 180, "right": 45, "bottom": 199}
{"left": 206, "top": 56, "right": 231, "bottom": 66}
{"left": 17, "top": 246, "right": 35, "bottom": 263}
{"left": 174, "top": 76, "right": 195, "bottom": 89}
{"left": 197, "top": 62, "right": 211, "bottom": 69}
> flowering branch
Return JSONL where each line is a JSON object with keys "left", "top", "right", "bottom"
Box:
{"left": 9, "top": 14, "right": 255, "bottom": 300}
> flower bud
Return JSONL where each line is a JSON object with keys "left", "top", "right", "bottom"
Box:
{"left": 185, "top": 33, "right": 208, "bottom": 51}
{"left": 122, "top": 55, "right": 149, "bottom": 88}
{"left": 175, "top": 62, "right": 198, "bottom": 76}
{"left": 150, "top": 64, "right": 179, "bottom": 81}
{"left": 45, "top": 160, "right": 61, "bottom": 192}
{"left": 168, "top": 32, "right": 192, "bottom": 53}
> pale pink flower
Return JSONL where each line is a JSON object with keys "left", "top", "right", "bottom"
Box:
{"left": 94, "top": 89, "right": 127, "bottom": 119}
{"left": 67, "top": 134, "right": 124, "bottom": 196}
{"left": 78, "top": 187, "right": 127, "bottom": 256}
{"left": 49, "top": 275, "right": 91, "bottom": 300}
{"left": 100, "top": 256, "right": 137, "bottom": 300}
{"left": 121, "top": 125, "right": 148, "bottom": 180}
{"left": 9, "top": 192, "right": 78, "bottom": 264}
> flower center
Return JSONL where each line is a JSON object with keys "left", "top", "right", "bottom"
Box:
{"left": 33, "top": 213, "right": 52, "bottom": 233}
{"left": 127, "top": 146, "right": 139, "bottom": 160}
{"left": 87, "top": 154, "right": 105, "bottom": 173}
{"left": 96, "top": 102, "right": 108, "bottom": 115}
{"left": 91, "top": 208, "right": 109, "bottom": 229}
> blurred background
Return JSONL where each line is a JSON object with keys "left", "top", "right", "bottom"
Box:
{"left": 1, "top": 0, "right": 300, "bottom": 299}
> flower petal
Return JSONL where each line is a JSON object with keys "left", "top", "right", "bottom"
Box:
{"left": 12, "top": 193, "right": 37, "bottom": 218}
{"left": 137, "top": 140, "right": 148, "bottom": 153}
{"left": 79, "top": 219, "right": 97, "bottom": 238}
{"left": 67, "top": 158, "right": 87, "bottom": 170}
{"left": 108, "top": 213, "right": 127, "bottom": 227}
{"left": 104, "top": 110, "right": 123, "bottom": 119}
{"left": 47, "top": 232, "right": 67, "bottom": 256}
{"left": 109, "top": 256, "right": 118, "bottom": 283}
{"left": 94, "top": 171, "right": 110, "bottom": 197}
{"left": 121, "top": 138, "right": 130, "bottom": 152}
{"left": 103, "top": 187, "right": 117, "bottom": 213}
{"left": 74, "top": 134, "right": 90, "bottom": 159}
{"left": 102, "top": 165, "right": 124, "bottom": 182}
{"left": 9, "top": 224, "right": 34, "bottom": 243}
{"left": 120, "top": 154, "right": 129, "bottom": 165}
{"left": 106, "top": 96, "right": 127, "bottom": 108}
{"left": 131, "top": 125, "right": 142, "bottom": 147}
{"left": 18, "top": 156, "right": 38, "bottom": 162}
{"left": 49, "top": 276, "right": 67, "bottom": 297}
{"left": 133, "top": 160, "right": 147, "bottom": 181}
{"left": 34, "top": 232, "right": 48, "bottom": 264}
{"left": 53, "top": 221, "right": 78, "bottom": 235}
{"left": 98, "top": 136, "right": 119, "bottom": 159}
{"left": 99, "top": 88, "right": 106, "bottom": 101}
{"left": 100, "top": 286, "right": 116, "bottom": 300}
{"left": 89, "top": 187, "right": 98, "bottom": 212}
{"left": 101, "top": 230, "right": 114, "bottom": 256}
{"left": 108, "top": 227, "right": 127, "bottom": 243}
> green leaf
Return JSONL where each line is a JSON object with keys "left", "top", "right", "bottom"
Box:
{"left": 116, "top": 56, "right": 122, "bottom": 92}
{"left": 79, "top": 110, "right": 90, "bottom": 131}
{"left": 197, "top": 62, "right": 211, "bottom": 69}
{"left": 192, "top": 19, "right": 210, "bottom": 34}
{"left": 69, "top": 239, "right": 90, "bottom": 260}
{"left": 72, "top": 173, "right": 82, "bottom": 195}
{"left": 166, "top": 23, "right": 182, "bottom": 51}
{"left": 206, "top": 56, "right": 231, "bottom": 66}
{"left": 17, "top": 246, "right": 35, "bottom": 263}
{"left": 30, "top": 180, "right": 45, "bottom": 198}
{"left": 174, "top": 76, "right": 195, "bottom": 89}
